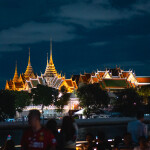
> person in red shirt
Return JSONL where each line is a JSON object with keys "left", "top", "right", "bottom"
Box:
{"left": 21, "top": 109, "right": 56, "bottom": 150}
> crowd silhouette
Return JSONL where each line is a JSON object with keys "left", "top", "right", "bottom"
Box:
{"left": 0, "top": 110, "right": 150, "bottom": 150}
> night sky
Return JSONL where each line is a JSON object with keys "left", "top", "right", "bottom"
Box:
{"left": 0, "top": 0, "right": 150, "bottom": 89}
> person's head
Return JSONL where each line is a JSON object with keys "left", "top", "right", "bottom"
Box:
{"left": 123, "top": 132, "right": 132, "bottom": 146}
{"left": 28, "top": 109, "right": 41, "bottom": 129}
{"left": 136, "top": 111, "right": 144, "bottom": 122}
{"left": 46, "top": 119, "right": 57, "bottom": 135}
{"left": 86, "top": 133, "right": 93, "bottom": 143}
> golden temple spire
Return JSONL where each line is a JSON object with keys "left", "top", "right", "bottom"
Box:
{"left": 49, "top": 38, "right": 53, "bottom": 64}
{"left": 13, "top": 61, "right": 19, "bottom": 82}
{"left": 28, "top": 48, "right": 31, "bottom": 65}
{"left": 47, "top": 52, "right": 49, "bottom": 66}
{"left": 24, "top": 48, "right": 34, "bottom": 79}
{"left": 15, "top": 61, "right": 17, "bottom": 74}
{"left": 44, "top": 39, "right": 57, "bottom": 77}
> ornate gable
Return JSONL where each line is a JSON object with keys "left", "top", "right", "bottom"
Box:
{"left": 103, "top": 71, "right": 111, "bottom": 79}
{"left": 127, "top": 71, "right": 138, "bottom": 86}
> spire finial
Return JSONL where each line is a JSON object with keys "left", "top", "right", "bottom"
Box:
{"left": 50, "top": 38, "right": 53, "bottom": 64}
{"left": 15, "top": 60, "right": 17, "bottom": 73}
{"left": 28, "top": 48, "right": 31, "bottom": 65}
{"left": 47, "top": 53, "right": 49, "bottom": 66}
{"left": 13, "top": 61, "right": 19, "bottom": 82}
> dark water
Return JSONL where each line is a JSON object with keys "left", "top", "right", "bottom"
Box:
{"left": 0, "top": 124, "right": 149, "bottom": 147}
{"left": 78, "top": 125, "right": 127, "bottom": 140}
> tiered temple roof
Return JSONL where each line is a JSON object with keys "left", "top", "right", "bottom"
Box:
{"left": 13, "top": 62, "right": 19, "bottom": 82}
{"left": 44, "top": 40, "right": 57, "bottom": 77}
{"left": 5, "top": 63, "right": 24, "bottom": 91}
{"left": 6, "top": 41, "right": 78, "bottom": 93}
{"left": 5, "top": 49, "right": 36, "bottom": 91}
{"left": 72, "top": 67, "right": 150, "bottom": 91}
{"left": 39, "top": 40, "right": 77, "bottom": 93}
{"left": 24, "top": 48, "right": 36, "bottom": 80}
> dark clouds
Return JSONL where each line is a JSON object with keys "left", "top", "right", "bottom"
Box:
{"left": 0, "top": 0, "right": 150, "bottom": 89}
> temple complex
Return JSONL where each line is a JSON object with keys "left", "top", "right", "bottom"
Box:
{"left": 5, "top": 43, "right": 150, "bottom": 117}
{"left": 5, "top": 42, "right": 150, "bottom": 93}
{"left": 5, "top": 42, "right": 77, "bottom": 93}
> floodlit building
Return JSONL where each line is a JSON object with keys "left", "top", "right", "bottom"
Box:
{"left": 5, "top": 41, "right": 79, "bottom": 117}
{"left": 5, "top": 49, "right": 36, "bottom": 91}
{"left": 5, "top": 42, "right": 77, "bottom": 93}
{"left": 72, "top": 67, "right": 150, "bottom": 91}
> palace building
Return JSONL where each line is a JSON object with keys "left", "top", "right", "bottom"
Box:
{"left": 5, "top": 42, "right": 77, "bottom": 93}
{"left": 72, "top": 67, "right": 150, "bottom": 91}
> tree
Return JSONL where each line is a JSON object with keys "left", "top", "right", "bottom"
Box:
{"left": 13, "top": 91, "right": 31, "bottom": 113}
{"left": 0, "top": 90, "right": 32, "bottom": 120}
{"left": 137, "top": 85, "right": 150, "bottom": 104}
{"left": 31, "top": 84, "right": 58, "bottom": 113}
{"left": 0, "top": 90, "right": 16, "bottom": 120}
{"left": 114, "top": 88, "right": 143, "bottom": 116}
{"left": 55, "top": 86, "right": 70, "bottom": 112}
{"left": 77, "top": 83, "right": 110, "bottom": 116}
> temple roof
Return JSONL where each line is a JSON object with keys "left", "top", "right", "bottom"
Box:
{"left": 65, "top": 79, "right": 74, "bottom": 87}
{"left": 54, "top": 78, "right": 63, "bottom": 89}
{"left": 98, "top": 72, "right": 105, "bottom": 77}
{"left": 91, "top": 76, "right": 99, "bottom": 83}
{"left": 84, "top": 73, "right": 91, "bottom": 81}
{"left": 136, "top": 77, "right": 150, "bottom": 83}
{"left": 30, "top": 79, "right": 39, "bottom": 88}
{"left": 122, "top": 71, "right": 130, "bottom": 78}
{"left": 13, "top": 62, "right": 19, "bottom": 82}
{"left": 24, "top": 48, "right": 34, "bottom": 79}
{"left": 44, "top": 40, "right": 57, "bottom": 77}
{"left": 7, "top": 80, "right": 13, "bottom": 89}
{"left": 103, "top": 79, "right": 129, "bottom": 88}
{"left": 44, "top": 53, "right": 52, "bottom": 76}
{"left": 14, "top": 82, "right": 23, "bottom": 88}
{"left": 73, "top": 81, "right": 78, "bottom": 89}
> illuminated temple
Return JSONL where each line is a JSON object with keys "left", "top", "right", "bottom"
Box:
{"left": 5, "top": 42, "right": 150, "bottom": 116}
{"left": 5, "top": 49, "right": 36, "bottom": 91}
{"left": 5, "top": 42, "right": 77, "bottom": 93}
{"left": 5, "top": 42, "right": 150, "bottom": 93}
{"left": 72, "top": 67, "right": 150, "bottom": 91}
